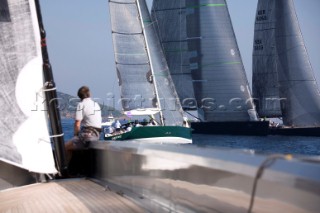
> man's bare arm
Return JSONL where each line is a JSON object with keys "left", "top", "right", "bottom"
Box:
{"left": 74, "top": 120, "right": 81, "bottom": 136}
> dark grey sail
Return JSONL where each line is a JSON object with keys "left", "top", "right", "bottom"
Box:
{"left": 151, "top": 0, "right": 196, "bottom": 110}
{"left": 109, "top": 0, "right": 185, "bottom": 126}
{"left": 157, "top": 0, "right": 256, "bottom": 122}
{"left": 0, "top": 0, "right": 56, "bottom": 173}
{"left": 253, "top": 0, "right": 282, "bottom": 118}
{"left": 253, "top": 0, "right": 320, "bottom": 127}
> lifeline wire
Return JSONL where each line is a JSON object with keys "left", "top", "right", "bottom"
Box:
{"left": 247, "top": 154, "right": 293, "bottom": 213}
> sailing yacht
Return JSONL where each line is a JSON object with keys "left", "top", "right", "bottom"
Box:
{"left": 105, "top": 0, "right": 192, "bottom": 142}
{"left": 253, "top": 0, "right": 320, "bottom": 136}
{"left": 151, "top": 0, "right": 269, "bottom": 135}
{"left": 1, "top": 2, "right": 319, "bottom": 212}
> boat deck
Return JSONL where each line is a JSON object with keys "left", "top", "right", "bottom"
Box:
{"left": 0, "top": 178, "right": 145, "bottom": 213}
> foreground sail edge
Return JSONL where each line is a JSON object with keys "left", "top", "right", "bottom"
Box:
{"left": 0, "top": 0, "right": 57, "bottom": 173}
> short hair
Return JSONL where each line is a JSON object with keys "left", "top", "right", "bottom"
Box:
{"left": 77, "top": 86, "right": 90, "bottom": 100}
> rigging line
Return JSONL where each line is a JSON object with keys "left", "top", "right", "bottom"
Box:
{"left": 115, "top": 53, "right": 146, "bottom": 56}
{"left": 186, "top": 3, "right": 226, "bottom": 9}
{"left": 170, "top": 73, "right": 192, "bottom": 75}
{"left": 109, "top": 0, "right": 135, "bottom": 5}
{"left": 253, "top": 54, "right": 277, "bottom": 57}
{"left": 152, "top": 3, "right": 226, "bottom": 12}
{"left": 49, "top": 133, "right": 64, "bottom": 138}
{"left": 247, "top": 154, "right": 293, "bottom": 213}
{"left": 162, "top": 40, "right": 188, "bottom": 44}
{"left": 152, "top": 7, "right": 185, "bottom": 12}
{"left": 115, "top": 62, "right": 149, "bottom": 66}
{"left": 185, "top": 111, "right": 202, "bottom": 122}
{"left": 112, "top": 31, "right": 142, "bottom": 35}
{"left": 190, "top": 61, "right": 242, "bottom": 70}
{"left": 254, "top": 27, "right": 276, "bottom": 32}
{"left": 42, "top": 87, "right": 57, "bottom": 92}
{"left": 162, "top": 36, "right": 201, "bottom": 44}
{"left": 278, "top": 80, "right": 317, "bottom": 83}
{"left": 255, "top": 22, "right": 276, "bottom": 25}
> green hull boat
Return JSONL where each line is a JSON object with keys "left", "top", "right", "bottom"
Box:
{"left": 104, "top": 126, "right": 192, "bottom": 144}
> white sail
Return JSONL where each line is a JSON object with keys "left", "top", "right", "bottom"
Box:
{"left": 0, "top": 0, "right": 57, "bottom": 173}
{"left": 108, "top": 0, "right": 185, "bottom": 126}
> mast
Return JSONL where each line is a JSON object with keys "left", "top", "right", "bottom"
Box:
{"left": 136, "top": 0, "right": 164, "bottom": 125}
{"left": 34, "top": 0, "right": 67, "bottom": 175}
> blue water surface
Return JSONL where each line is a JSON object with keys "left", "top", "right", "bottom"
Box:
{"left": 61, "top": 118, "right": 320, "bottom": 156}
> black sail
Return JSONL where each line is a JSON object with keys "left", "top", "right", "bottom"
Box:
{"left": 253, "top": 0, "right": 282, "bottom": 118}
{"left": 153, "top": 0, "right": 257, "bottom": 122}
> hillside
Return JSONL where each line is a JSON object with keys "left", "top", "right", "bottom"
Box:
{"left": 56, "top": 91, "right": 122, "bottom": 118}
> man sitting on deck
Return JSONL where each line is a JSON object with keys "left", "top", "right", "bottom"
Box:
{"left": 65, "top": 86, "right": 102, "bottom": 163}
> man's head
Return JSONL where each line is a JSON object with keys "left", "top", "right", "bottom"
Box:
{"left": 77, "top": 86, "right": 90, "bottom": 100}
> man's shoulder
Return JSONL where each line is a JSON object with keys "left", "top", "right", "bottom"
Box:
{"left": 84, "top": 98, "right": 101, "bottom": 111}
{"left": 93, "top": 101, "right": 101, "bottom": 110}
{"left": 76, "top": 101, "right": 84, "bottom": 110}
{"left": 83, "top": 98, "right": 99, "bottom": 105}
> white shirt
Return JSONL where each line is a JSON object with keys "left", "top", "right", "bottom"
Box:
{"left": 75, "top": 98, "right": 102, "bottom": 128}
{"left": 115, "top": 121, "right": 121, "bottom": 128}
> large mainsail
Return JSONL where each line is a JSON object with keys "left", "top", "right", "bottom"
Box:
{"left": 151, "top": 0, "right": 196, "bottom": 110}
{"left": 152, "top": 0, "right": 257, "bottom": 122}
{"left": 0, "top": 0, "right": 56, "bottom": 173}
{"left": 108, "top": 0, "right": 185, "bottom": 126}
{"left": 253, "top": 0, "right": 320, "bottom": 127}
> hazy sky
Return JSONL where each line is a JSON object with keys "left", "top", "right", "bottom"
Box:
{"left": 41, "top": 0, "right": 320, "bottom": 109}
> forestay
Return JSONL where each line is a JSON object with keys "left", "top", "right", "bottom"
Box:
{"left": 0, "top": 0, "right": 56, "bottom": 173}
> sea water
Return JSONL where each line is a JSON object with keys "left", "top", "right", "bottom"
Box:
{"left": 61, "top": 118, "right": 320, "bottom": 156}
